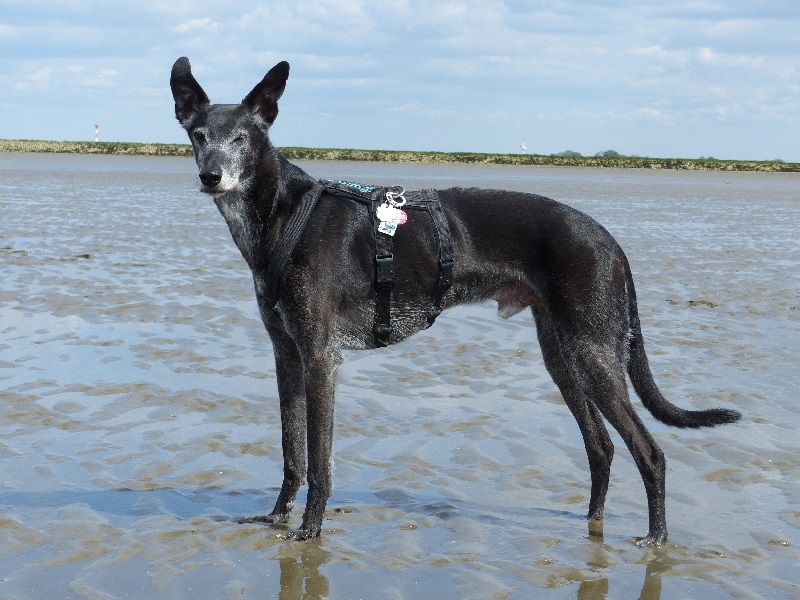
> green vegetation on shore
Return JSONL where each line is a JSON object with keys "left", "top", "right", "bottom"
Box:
{"left": 0, "top": 139, "right": 194, "bottom": 157}
{"left": 2, "top": 138, "right": 798, "bottom": 172}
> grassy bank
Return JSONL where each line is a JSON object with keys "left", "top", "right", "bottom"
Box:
{"left": 2, "top": 139, "right": 798, "bottom": 172}
{"left": 0, "top": 139, "right": 194, "bottom": 157}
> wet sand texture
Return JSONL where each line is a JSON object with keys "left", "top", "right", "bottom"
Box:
{"left": 1, "top": 153, "right": 798, "bottom": 598}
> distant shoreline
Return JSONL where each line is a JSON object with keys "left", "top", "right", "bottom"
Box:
{"left": 2, "top": 138, "right": 798, "bottom": 172}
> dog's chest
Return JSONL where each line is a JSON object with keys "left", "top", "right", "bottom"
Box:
{"left": 216, "top": 196, "right": 261, "bottom": 267}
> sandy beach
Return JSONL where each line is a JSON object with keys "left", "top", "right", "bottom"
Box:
{"left": 1, "top": 152, "right": 798, "bottom": 598}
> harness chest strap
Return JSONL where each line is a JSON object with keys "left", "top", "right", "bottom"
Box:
{"left": 263, "top": 180, "right": 454, "bottom": 347}
{"left": 424, "top": 194, "right": 455, "bottom": 326}
{"left": 262, "top": 182, "right": 326, "bottom": 309}
{"left": 372, "top": 192, "right": 395, "bottom": 347}
{"left": 370, "top": 186, "right": 454, "bottom": 346}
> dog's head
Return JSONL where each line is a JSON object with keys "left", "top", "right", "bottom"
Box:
{"left": 170, "top": 57, "right": 290, "bottom": 195}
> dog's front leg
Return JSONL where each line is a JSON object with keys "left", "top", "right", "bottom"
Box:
{"left": 288, "top": 348, "right": 339, "bottom": 540}
{"left": 241, "top": 320, "right": 308, "bottom": 527}
{"left": 268, "top": 323, "right": 308, "bottom": 522}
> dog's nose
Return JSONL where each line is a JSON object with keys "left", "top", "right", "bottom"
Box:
{"left": 199, "top": 169, "right": 222, "bottom": 188}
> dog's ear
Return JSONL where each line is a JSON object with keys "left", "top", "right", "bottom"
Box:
{"left": 170, "top": 57, "right": 210, "bottom": 127}
{"left": 243, "top": 61, "right": 290, "bottom": 128}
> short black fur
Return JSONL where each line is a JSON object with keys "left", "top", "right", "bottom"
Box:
{"left": 170, "top": 57, "right": 741, "bottom": 545}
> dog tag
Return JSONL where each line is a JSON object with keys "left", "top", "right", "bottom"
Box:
{"left": 376, "top": 202, "right": 401, "bottom": 236}
{"left": 376, "top": 203, "right": 399, "bottom": 223}
{"left": 378, "top": 216, "right": 399, "bottom": 236}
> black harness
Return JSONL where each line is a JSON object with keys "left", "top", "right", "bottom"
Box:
{"left": 263, "top": 179, "right": 454, "bottom": 347}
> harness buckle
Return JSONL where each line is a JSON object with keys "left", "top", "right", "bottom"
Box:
{"left": 375, "top": 254, "right": 395, "bottom": 287}
{"left": 374, "top": 324, "right": 393, "bottom": 346}
{"left": 438, "top": 258, "right": 454, "bottom": 290}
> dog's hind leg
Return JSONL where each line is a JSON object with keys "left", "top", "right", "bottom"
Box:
{"left": 559, "top": 333, "right": 668, "bottom": 546}
{"left": 533, "top": 306, "right": 614, "bottom": 525}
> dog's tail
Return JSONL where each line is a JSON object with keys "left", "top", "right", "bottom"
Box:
{"left": 623, "top": 257, "right": 742, "bottom": 428}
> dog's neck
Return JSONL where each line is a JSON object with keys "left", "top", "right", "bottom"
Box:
{"left": 214, "top": 148, "right": 315, "bottom": 274}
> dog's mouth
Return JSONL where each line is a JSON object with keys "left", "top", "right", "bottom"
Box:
{"left": 199, "top": 184, "right": 226, "bottom": 196}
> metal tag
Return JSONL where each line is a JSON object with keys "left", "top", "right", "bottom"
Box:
{"left": 376, "top": 203, "right": 400, "bottom": 223}
{"left": 376, "top": 186, "right": 407, "bottom": 236}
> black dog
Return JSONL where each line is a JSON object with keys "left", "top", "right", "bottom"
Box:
{"left": 170, "top": 57, "right": 741, "bottom": 545}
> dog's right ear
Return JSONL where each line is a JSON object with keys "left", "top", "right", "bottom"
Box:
{"left": 243, "top": 61, "right": 290, "bottom": 129}
{"left": 170, "top": 57, "right": 210, "bottom": 128}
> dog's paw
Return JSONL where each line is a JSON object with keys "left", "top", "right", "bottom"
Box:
{"left": 285, "top": 527, "right": 320, "bottom": 541}
{"left": 632, "top": 531, "right": 668, "bottom": 547}
{"left": 239, "top": 513, "right": 289, "bottom": 525}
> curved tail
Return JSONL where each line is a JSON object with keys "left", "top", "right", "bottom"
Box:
{"left": 623, "top": 257, "right": 742, "bottom": 428}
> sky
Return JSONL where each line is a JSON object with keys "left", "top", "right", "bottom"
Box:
{"left": 1, "top": 1, "right": 799, "bottom": 161}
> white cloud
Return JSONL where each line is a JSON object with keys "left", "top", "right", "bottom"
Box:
{"left": 629, "top": 46, "right": 691, "bottom": 67}
{"left": 74, "top": 67, "right": 120, "bottom": 88}
{"left": 695, "top": 46, "right": 770, "bottom": 71}
{"left": 1, "top": 0, "right": 799, "bottom": 159}
{"left": 388, "top": 101, "right": 461, "bottom": 119}
{"left": 13, "top": 64, "right": 53, "bottom": 91}
{"left": 173, "top": 18, "right": 221, "bottom": 34}
{"left": 632, "top": 107, "right": 672, "bottom": 122}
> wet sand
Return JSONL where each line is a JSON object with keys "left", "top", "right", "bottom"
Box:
{"left": 1, "top": 152, "right": 798, "bottom": 598}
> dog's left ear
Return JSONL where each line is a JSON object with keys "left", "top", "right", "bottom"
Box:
{"left": 170, "top": 57, "right": 210, "bottom": 127}
{"left": 243, "top": 61, "right": 290, "bottom": 128}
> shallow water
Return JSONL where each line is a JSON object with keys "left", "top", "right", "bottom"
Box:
{"left": 1, "top": 152, "right": 798, "bottom": 599}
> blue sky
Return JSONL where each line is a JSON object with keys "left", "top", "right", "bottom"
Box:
{"left": 1, "top": 1, "right": 799, "bottom": 161}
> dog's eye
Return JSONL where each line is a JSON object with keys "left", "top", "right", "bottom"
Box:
{"left": 192, "top": 131, "right": 206, "bottom": 143}
{"left": 232, "top": 133, "right": 248, "bottom": 144}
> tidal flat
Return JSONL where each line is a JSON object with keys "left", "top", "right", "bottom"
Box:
{"left": 1, "top": 152, "right": 798, "bottom": 598}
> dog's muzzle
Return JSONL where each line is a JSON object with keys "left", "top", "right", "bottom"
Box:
{"left": 199, "top": 167, "right": 223, "bottom": 191}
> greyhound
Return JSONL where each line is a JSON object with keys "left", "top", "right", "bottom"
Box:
{"left": 170, "top": 57, "right": 741, "bottom": 545}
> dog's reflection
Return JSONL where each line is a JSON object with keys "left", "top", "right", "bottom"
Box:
{"left": 576, "top": 561, "right": 663, "bottom": 600}
{"left": 579, "top": 521, "right": 664, "bottom": 600}
{"left": 276, "top": 543, "right": 331, "bottom": 600}
{"left": 270, "top": 525, "right": 666, "bottom": 600}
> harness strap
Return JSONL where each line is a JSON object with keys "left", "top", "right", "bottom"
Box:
{"left": 316, "top": 180, "right": 399, "bottom": 346}
{"left": 263, "top": 179, "right": 454, "bottom": 348}
{"left": 263, "top": 182, "right": 326, "bottom": 309}
{"left": 421, "top": 190, "right": 455, "bottom": 327}
{"left": 373, "top": 189, "right": 395, "bottom": 347}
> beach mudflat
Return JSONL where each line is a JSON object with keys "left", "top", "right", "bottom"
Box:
{"left": 1, "top": 153, "right": 798, "bottom": 598}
